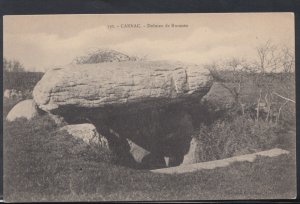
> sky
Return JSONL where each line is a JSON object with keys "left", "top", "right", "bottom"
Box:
{"left": 3, "top": 13, "right": 294, "bottom": 72}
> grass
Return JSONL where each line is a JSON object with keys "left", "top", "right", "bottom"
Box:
{"left": 4, "top": 114, "right": 296, "bottom": 202}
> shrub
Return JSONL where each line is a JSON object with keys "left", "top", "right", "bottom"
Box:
{"left": 193, "top": 114, "right": 281, "bottom": 162}
{"left": 3, "top": 58, "right": 25, "bottom": 72}
{"left": 72, "top": 49, "right": 138, "bottom": 64}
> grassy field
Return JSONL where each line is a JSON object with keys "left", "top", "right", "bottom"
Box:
{"left": 3, "top": 114, "right": 296, "bottom": 202}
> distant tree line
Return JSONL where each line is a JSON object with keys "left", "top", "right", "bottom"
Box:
{"left": 3, "top": 71, "right": 44, "bottom": 92}
{"left": 3, "top": 57, "right": 44, "bottom": 92}
{"left": 3, "top": 58, "right": 25, "bottom": 72}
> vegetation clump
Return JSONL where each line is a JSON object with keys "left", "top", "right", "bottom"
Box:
{"left": 193, "top": 114, "right": 285, "bottom": 162}
{"left": 72, "top": 49, "right": 141, "bottom": 64}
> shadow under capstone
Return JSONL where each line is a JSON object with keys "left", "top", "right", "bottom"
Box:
{"left": 53, "top": 99, "right": 214, "bottom": 170}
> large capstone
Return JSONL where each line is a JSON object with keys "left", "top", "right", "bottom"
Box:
{"left": 33, "top": 60, "right": 212, "bottom": 112}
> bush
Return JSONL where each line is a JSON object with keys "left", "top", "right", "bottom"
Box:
{"left": 193, "top": 115, "right": 282, "bottom": 162}
{"left": 72, "top": 49, "right": 138, "bottom": 64}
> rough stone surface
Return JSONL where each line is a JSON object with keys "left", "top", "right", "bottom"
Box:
{"left": 127, "top": 138, "right": 150, "bottom": 163}
{"left": 6, "top": 99, "right": 38, "bottom": 121}
{"left": 48, "top": 113, "right": 66, "bottom": 125}
{"left": 201, "top": 82, "right": 236, "bottom": 112}
{"left": 152, "top": 148, "right": 290, "bottom": 174}
{"left": 164, "top": 157, "right": 170, "bottom": 167}
{"left": 33, "top": 60, "right": 212, "bottom": 112}
{"left": 61, "top": 123, "right": 109, "bottom": 149}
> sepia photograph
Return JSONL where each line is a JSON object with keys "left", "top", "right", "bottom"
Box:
{"left": 3, "top": 13, "right": 296, "bottom": 201}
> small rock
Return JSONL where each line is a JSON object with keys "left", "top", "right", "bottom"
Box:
{"left": 4, "top": 89, "right": 11, "bottom": 98}
{"left": 181, "top": 137, "right": 201, "bottom": 165}
{"left": 127, "top": 139, "right": 150, "bottom": 163}
{"left": 201, "top": 82, "right": 236, "bottom": 112}
{"left": 164, "top": 157, "right": 170, "bottom": 167}
{"left": 61, "top": 123, "right": 109, "bottom": 149}
{"left": 6, "top": 99, "right": 38, "bottom": 121}
{"left": 49, "top": 113, "right": 66, "bottom": 125}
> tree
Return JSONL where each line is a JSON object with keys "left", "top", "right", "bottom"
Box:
{"left": 3, "top": 58, "right": 25, "bottom": 72}
{"left": 255, "top": 40, "right": 295, "bottom": 74}
{"left": 280, "top": 45, "right": 295, "bottom": 73}
{"left": 254, "top": 40, "right": 295, "bottom": 123}
{"left": 256, "top": 40, "right": 281, "bottom": 73}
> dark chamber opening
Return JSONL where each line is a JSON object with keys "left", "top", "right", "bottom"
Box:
{"left": 56, "top": 99, "right": 217, "bottom": 170}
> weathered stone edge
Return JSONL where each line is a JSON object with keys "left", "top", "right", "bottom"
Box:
{"left": 150, "top": 148, "right": 290, "bottom": 174}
